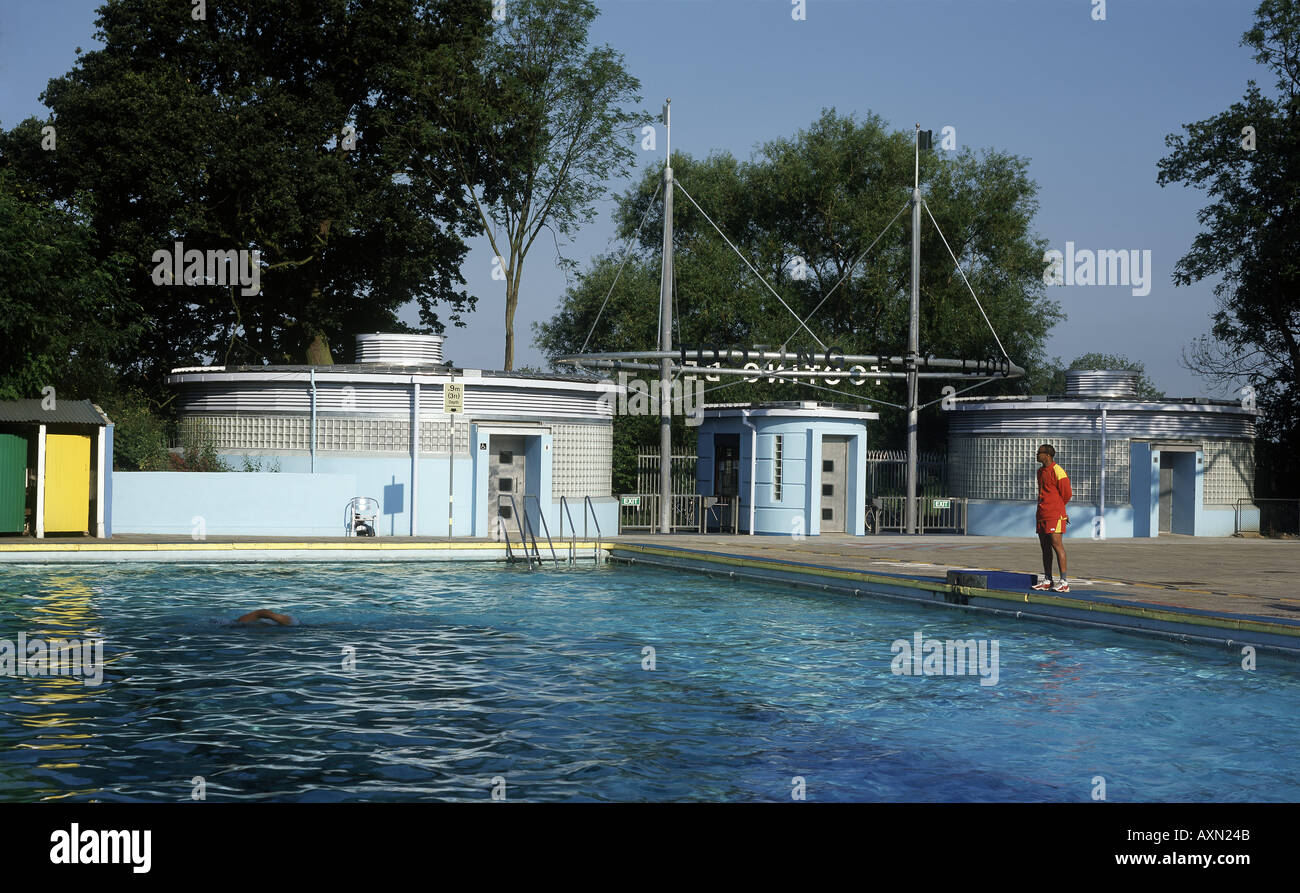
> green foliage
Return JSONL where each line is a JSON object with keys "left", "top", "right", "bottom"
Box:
{"left": 0, "top": 169, "right": 140, "bottom": 401}
{"left": 97, "top": 388, "right": 170, "bottom": 471}
{"left": 239, "top": 455, "right": 281, "bottom": 473}
{"left": 169, "top": 427, "right": 230, "bottom": 473}
{"left": 412, "top": 0, "right": 648, "bottom": 369}
{"left": 0, "top": 0, "right": 498, "bottom": 400}
{"left": 1157, "top": 0, "right": 1300, "bottom": 472}
{"left": 537, "top": 109, "right": 1061, "bottom": 450}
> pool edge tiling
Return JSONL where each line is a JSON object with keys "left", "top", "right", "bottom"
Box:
{"left": 608, "top": 541, "right": 1300, "bottom": 658}
{"left": 0, "top": 540, "right": 604, "bottom": 563}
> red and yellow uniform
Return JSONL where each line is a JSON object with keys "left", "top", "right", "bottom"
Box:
{"left": 1037, "top": 461, "right": 1072, "bottom": 534}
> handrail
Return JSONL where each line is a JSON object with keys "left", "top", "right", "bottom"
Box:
{"left": 497, "top": 493, "right": 536, "bottom": 568}
{"left": 524, "top": 494, "right": 559, "bottom": 564}
{"left": 583, "top": 495, "right": 602, "bottom": 564}
{"left": 559, "top": 495, "right": 578, "bottom": 564}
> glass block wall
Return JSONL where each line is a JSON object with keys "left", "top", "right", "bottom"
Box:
{"left": 551, "top": 423, "right": 612, "bottom": 498}
{"left": 1202, "top": 440, "right": 1253, "bottom": 504}
{"left": 180, "top": 415, "right": 310, "bottom": 451}
{"left": 418, "top": 420, "right": 472, "bottom": 455}
{"left": 948, "top": 435, "right": 1130, "bottom": 506}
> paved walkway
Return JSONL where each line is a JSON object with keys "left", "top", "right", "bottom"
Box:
{"left": 617, "top": 534, "right": 1300, "bottom": 622}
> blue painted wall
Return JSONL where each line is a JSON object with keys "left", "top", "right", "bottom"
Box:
{"left": 696, "top": 416, "right": 867, "bottom": 536}
{"left": 966, "top": 500, "right": 1134, "bottom": 538}
{"left": 113, "top": 471, "right": 358, "bottom": 536}
{"left": 110, "top": 421, "right": 618, "bottom": 542}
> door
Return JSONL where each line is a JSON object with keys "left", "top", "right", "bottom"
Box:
{"left": 44, "top": 433, "right": 91, "bottom": 533}
{"left": 711, "top": 434, "right": 741, "bottom": 532}
{"left": 488, "top": 435, "right": 527, "bottom": 541}
{"left": 820, "top": 436, "right": 848, "bottom": 533}
{"left": 1158, "top": 454, "right": 1173, "bottom": 534}
{"left": 0, "top": 433, "right": 27, "bottom": 534}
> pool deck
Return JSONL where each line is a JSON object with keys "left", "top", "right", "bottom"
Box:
{"left": 2, "top": 532, "right": 1297, "bottom": 654}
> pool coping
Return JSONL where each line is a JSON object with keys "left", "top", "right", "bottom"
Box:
{"left": 0, "top": 540, "right": 604, "bottom": 563}
{"left": 608, "top": 541, "right": 1300, "bottom": 658}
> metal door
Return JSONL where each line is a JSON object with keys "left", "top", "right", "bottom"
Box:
{"left": 488, "top": 435, "right": 527, "bottom": 540}
{"left": 1158, "top": 455, "right": 1173, "bottom": 534}
{"left": 820, "top": 436, "right": 848, "bottom": 533}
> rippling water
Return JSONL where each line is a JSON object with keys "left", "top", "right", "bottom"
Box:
{"left": 0, "top": 561, "right": 1295, "bottom": 802}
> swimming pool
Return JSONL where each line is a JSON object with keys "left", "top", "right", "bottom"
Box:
{"left": 0, "top": 562, "right": 1295, "bottom": 801}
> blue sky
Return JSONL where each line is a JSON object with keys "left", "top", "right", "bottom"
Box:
{"left": 0, "top": 0, "right": 1267, "bottom": 397}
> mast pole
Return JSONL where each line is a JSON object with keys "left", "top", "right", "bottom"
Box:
{"left": 906, "top": 124, "right": 921, "bottom": 535}
{"left": 659, "top": 99, "right": 674, "bottom": 534}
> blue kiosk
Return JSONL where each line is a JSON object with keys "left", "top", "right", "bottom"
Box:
{"left": 696, "top": 402, "right": 879, "bottom": 536}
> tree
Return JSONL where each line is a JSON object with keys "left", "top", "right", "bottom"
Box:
{"left": 537, "top": 110, "right": 1061, "bottom": 452}
{"left": 410, "top": 0, "right": 647, "bottom": 371}
{"left": 1157, "top": 0, "right": 1300, "bottom": 493}
{"left": 0, "top": 168, "right": 139, "bottom": 401}
{"left": 0, "top": 0, "right": 496, "bottom": 396}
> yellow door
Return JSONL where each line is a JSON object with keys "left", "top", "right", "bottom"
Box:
{"left": 44, "top": 434, "right": 91, "bottom": 533}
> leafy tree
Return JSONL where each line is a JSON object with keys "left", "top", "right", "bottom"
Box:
{"left": 408, "top": 0, "right": 647, "bottom": 370}
{"left": 0, "top": 0, "right": 497, "bottom": 397}
{"left": 0, "top": 168, "right": 139, "bottom": 401}
{"left": 1157, "top": 0, "right": 1300, "bottom": 494}
{"left": 537, "top": 109, "right": 1060, "bottom": 453}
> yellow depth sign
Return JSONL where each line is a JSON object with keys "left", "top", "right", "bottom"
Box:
{"left": 444, "top": 382, "right": 464, "bottom": 414}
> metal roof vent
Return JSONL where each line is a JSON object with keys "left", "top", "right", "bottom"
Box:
{"left": 354, "top": 333, "right": 445, "bottom": 366}
{"left": 1065, "top": 369, "right": 1139, "bottom": 398}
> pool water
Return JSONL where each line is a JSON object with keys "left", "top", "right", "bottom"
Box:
{"left": 0, "top": 562, "right": 1295, "bottom": 802}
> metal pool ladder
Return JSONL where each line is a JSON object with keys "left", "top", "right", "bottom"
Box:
{"left": 559, "top": 495, "right": 604, "bottom": 565}
{"left": 497, "top": 494, "right": 558, "bottom": 568}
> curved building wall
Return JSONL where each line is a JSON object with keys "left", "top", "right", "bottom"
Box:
{"left": 164, "top": 369, "right": 617, "bottom": 537}
{"left": 945, "top": 400, "right": 1256, "bottom": 538}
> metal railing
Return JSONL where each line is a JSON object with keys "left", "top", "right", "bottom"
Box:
{"left": 497, "top": 494, "right": 559, "bottom": 567}
{"left": 635, "top": 454, "right": 698, "bottom": 496}
{"left": 866, "top": 450, "right": 948, "bottom": 497}
{"left": 584, "top": 495, "right": 603, "bottom": 563}
{"left": 870, "top": 496, "right": 967, "bottom": 534}
{"left": 558, "top": 495, "right": 604, "bottom": 564}
{"left": 1236, "top": 497, "right": 1300, "bottom": 536}
{"left": 523, "top": 494, "right": 559, "bottom": 564}
{"left": 617, "top": 493, "right": 742, "bottom": 534}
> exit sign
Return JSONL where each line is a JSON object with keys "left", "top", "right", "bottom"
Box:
{"left": 620, "top": 496, "right": 641, "bottom": 507}
{"left": 444, "top": 382, "right": 464, "bottom": 413}
{"left": 932, "top": 499, "right": 951, "bottom": 509}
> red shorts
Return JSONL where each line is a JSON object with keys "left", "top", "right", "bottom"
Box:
{"left": 1037, "top": 516, "right": 1068, "bottom": 535}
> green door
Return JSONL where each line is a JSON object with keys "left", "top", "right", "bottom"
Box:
{"left": 0, "top": 433, "right": 27, "bottom": 533}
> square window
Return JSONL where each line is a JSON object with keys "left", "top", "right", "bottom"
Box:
{"left": 499, "top": 505, "right": 512, "bottom": 519}
{"left": 822, "top": 483, "right": 834, "bottom": 496}
{"left": 822, "top": 508, "right": 833, "bottom": 520}
{"left": 500, "top": 451, "right": 513, "bottom": 464}
{"left": 823, "top": 460, "right": 834, "bottom": 472}
{"left": 499, "top": 478, "right": 513, "bottom": 492}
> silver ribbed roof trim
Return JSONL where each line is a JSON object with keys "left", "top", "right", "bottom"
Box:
{"left": 354, "top": 333, "right": 445, "bottom": 366}
{"left": 1066, "top": 369, "right": 1139, "bottom": 398}
{"left": 947, "top": 407, "right": 1254, "bottom": 439}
